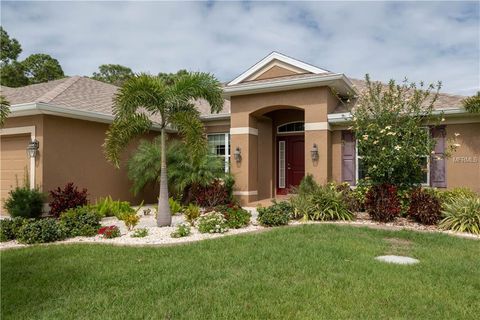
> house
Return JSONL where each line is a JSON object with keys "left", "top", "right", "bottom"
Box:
{"left": 1, "top": 52, "right": 479, "bottom": 213}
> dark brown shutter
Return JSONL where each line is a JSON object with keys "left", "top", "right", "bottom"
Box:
{"left": 430, "top": 126, "right": 447, "bottom": 188}
{"left": 342, "top": 131, "right": 356, "bottom": 186}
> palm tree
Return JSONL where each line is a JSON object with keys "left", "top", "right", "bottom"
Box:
{"left": 0, "top": 95, "right": 10, "bottom": 127}
{"left": 104, "top": 73, "right": 224, "bottom": 226}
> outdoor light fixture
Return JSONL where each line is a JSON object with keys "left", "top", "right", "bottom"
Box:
{"left": 311, "top": 143, "right": 319, "bottom": 161}
{"left": 234, "top": 147, "right": 242, "bottom": 163}
{"left": 26, "top": 139, "right": 39, "bottom": 158}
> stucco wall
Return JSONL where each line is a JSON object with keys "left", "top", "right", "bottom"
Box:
{"left": 446, "top": 123, "right": 480, "bottom": 193}
{"left": 42, "top": 115, "right": 158, "bottom": 204}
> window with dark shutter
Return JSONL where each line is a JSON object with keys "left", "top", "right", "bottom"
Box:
{"left": 342, "top": 131, "right": 356, "bottom": 186}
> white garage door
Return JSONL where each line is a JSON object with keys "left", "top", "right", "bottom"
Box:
{"left": 1, "top": 134, "right": 31, "bottom": 216}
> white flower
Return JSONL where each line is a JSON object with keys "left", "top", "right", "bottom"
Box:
{"left": 382, "top": 147, "right": 386, "bottom": 151}
{"left": 453, "top": 143, "right": 461, "bottom": 148}
{"left": 394, "top": 145, "right": 402, "bottom": 151}
{"left": 363, "top": 135, "right": 369, "bottom": 140}
{"left": 454, "top": 132, "right": 460, "bottom": 137}
{"left": 441, "top": 117, "right": 445, "bottom": 122}
{"left": 380, "top": 129, "right": 385, "bottom": 134}
{"left": 385, "top": 125, "right": 392, "bottom": 130}
{"left": 373, "top": 140, "right": 379, "bottom": 145}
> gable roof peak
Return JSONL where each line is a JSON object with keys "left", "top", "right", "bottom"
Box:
{"left": 227, "top": 52, "right": 331, "bottom": 86}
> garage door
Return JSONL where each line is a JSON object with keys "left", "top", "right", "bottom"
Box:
{"left": 1, "top": 134, "right": 31, "bottom": 216}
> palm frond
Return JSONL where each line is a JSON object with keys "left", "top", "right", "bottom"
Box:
{"left": 103, "top": 113, "right": 152, "bottom": 167}
{"left": 170, "top": 110, "right": 208, "bottom": 159}
{"left": 167, "top": 72, "right": 224, "bottom": 114}
{"left": 0, "top": 95, "right": 10, "bottom": 127}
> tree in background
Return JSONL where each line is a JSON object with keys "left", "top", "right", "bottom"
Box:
{"left": 22, "top": 54, "right": 64, "bottom": 84}
{"left": 104, "top": 72, "right": 223, "bottom": 226}
{"left": 0, "top": 26, "right": 64, "bottom": 87}
{"left": 91, "top": 64, "right": 134, "bottom": 86}
{"left": 158, "top": 69, "right": 188, "bottom": 85}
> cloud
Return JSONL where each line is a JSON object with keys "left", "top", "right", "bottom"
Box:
{"left": 1, "top": 1, "right": 478, "bottom": 95}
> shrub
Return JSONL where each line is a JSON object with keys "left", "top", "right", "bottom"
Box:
{"left": 131, "top": 228, "right": 149, "bottom": 238}
{"left": 59, "top": 206, "right": 101, "bottom": 237}
{"left": 193, "top": 180, "right": 230, "bottom": 208}
{"left": 440, "top": 197, "right": 480, "bottom": 234}
{"left": 257, "top": 205, "right": 290, "bottom": 227}
{"left": 184, "top": 204, "right": 201, "bottom": 224}
{"left": 3, "top": 186, "right": 44, "bottom": 218}
{"left": 292, "top": 185, "right": 354, "bottom": 222}
{"left": 438, "top": 187, "right": 477, "bottom": 206}
{"left": 297, "top": 174, "right": 319, "bottom": 196}
{"left": 49, "top": 182, "right": 88, "bottom": 217}
{"left": 218, "top": 204, "right": 251, "bottom": 229}
{"left": 98, "top": 225, "right": 121, "bottom": 239}
{"left": 407, "top": 188, "right": 442, "bottom": 225}
{"left": 171, "top": 223, "right": 191, "bottom": 238}
{"left": 0, "top": 217, "right": 26, "bottom": 242}
{"left": 123, "top": 214, "right": 140, "bottom": 231}
{"left": 94, "top": 196, "right": 135, "bottom": 219}
{"left": 16, "top": 218, "right": 67, "bottom": 244}
{"left": 169, "top": 197, "right": 183, "bottom": 215}
{"left": 331, "top": 182, "right": 363, "bottom": 213}
{"left": 196, "top": 211, "right": 228, "bottom": 233}
{"left": 365, "top": 184, "right": 401, "bottom": 222}
{"left": 462, "top": 91, "right": 480, "bottom": 114}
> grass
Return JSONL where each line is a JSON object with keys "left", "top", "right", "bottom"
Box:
{"left": 1, "top": 224, "right": 479, "bottom": 319}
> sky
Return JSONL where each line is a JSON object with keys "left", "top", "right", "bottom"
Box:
{"left": 1, "top": 1, "right": 479, "bottom": 95}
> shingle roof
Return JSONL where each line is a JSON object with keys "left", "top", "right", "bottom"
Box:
{"left": 0, "top": 76, "right": 230, "bottom": 120}
{"left": 0, "top": 75, "right": 465, "bottom": 121}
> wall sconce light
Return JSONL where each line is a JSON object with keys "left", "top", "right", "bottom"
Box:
{"left": 26, "top": 139, "right": 39, "bottom": 158}
{"left": 234, "top": 147, "right": 242, "bottom": 163}
{"left": 310, "top": 143, "right": 319, "bottom": 161}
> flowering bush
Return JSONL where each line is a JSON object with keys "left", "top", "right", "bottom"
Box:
{"left": 131, "top": 228, "right": 149, "bottom": 238}
{"left": 350, "top": 75, "right": 457, "bottom": 188}
{"left": 49, "top": 183, "right": 88, "bottom": 217}
{"left": 196, "top": 211, "right": 228, "bottom": 234}
{"left": 0, "top": 217, "right": 26, "bottom": 242}
{"left": 171, "top": 223, "right": 191, "bottom": 238}
{"left": 365, "top": 184, "right": 401, "bottom": 222}
{"left": 98, "top": 225, "right": 120, "bottom": 238}
{"left": 217, "top": 204, "right": 251, "bottom": 229}
{"left": 407, "top": 188, "right": 442, "bottom": 225}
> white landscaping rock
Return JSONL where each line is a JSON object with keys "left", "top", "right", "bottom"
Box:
{"left": 375, "top": 255, "right": 419, "bottom": 265}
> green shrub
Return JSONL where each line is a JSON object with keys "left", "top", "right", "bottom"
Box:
{"left": 17, "top": 218, "right": 67, "bottom": 244}
{"left": 0, "top": 217, "right": 26, "bottom": 242}
{"left": 297, "top": 174, "right": 319, "bottom": 196}
{"left": 131, "top": 228, "right": 148, "bottom": 238}
{"left": 330, "top": 182, "right": 363, "bottom": 213}
{"left": 440, "top": 197, "right": 480, "bottom": 234}
{"left": 196, "top": 211, "right": 228, "bottom": 233}
{"left": 123, "top": 214, "right": 140, "bottom": 231}
{"left": 438, "top": 188, "right": 478, "bottom": 206}
{"left": 3, "top": 186, "right": 44, "bottom": 218}
{"left": 169, "top": 197, "right": 183, "bottom": 215}
{"left": 94, "top": 196, "right": 135, "bottom": 219}
{"left": 217, "top": 204, "right": 251, "bottom": 229}
{"left": 292, "top": 185, "right": 354, "bottom": 222}
{"left": 257, "top": 205, "right": 290, "bottom": 227}
{"left": 171, "top": 223, "right": 191, "bottom": 238}
{"left": 59, "top": 206, "right": 101, "bottom": 237}
{"left": 462, "top": 91, "right": 480, "bottom": 114}
{"left": 184, "top": 203, "right": 201, "bottom": 224}
{"left": 407, "top": 188, "right": 442, "bottom": 225}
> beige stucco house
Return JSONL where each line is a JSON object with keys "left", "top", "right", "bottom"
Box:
{"left": 1, "top": 52, "right": 479, "bottom": 213}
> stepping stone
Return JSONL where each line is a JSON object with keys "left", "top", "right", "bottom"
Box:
{"left": 375, "top": 255, "right": 419, "bottom": 265}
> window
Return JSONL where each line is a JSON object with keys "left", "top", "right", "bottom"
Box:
{"left": 356, "top": 144, "right": 430, "bottom": 185}
{"left": 207, "top": 133, "right": 230, "bottom": 172}
{"left": 277, "top": 121, "right": 304, "bottom": 133}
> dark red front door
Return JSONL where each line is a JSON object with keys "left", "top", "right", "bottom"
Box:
{"left": 277, "top": 135, "right": 305, "bottom": 194}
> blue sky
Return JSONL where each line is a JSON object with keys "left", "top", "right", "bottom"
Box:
{"left": 1, "top": 1, "right": 479, "bottom": 95}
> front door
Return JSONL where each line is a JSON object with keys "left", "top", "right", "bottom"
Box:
{"left": 277, "top": 135, "right": 305, "bottom": 194}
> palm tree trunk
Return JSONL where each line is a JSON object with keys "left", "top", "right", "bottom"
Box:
{"left": 157, "top": 128, "right": 171, "bottom": 226}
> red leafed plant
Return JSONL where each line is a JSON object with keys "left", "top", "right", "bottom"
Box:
{"left": 192, "top": 180, "right": 229, "bottom": 209}
{"left": 365, "top": 184, "right": 401, "bottom": 222}
{"left": 98, "top": 225, "right": 120, "bottom": 238}
{"left": 49, "top": 182, "right": 88, "bottom": 217}
{"left": 408, "top": 188, "right": 442, "bottom": 225}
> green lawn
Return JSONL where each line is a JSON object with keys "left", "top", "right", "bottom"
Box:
{"left": 1, "top": 225, "right": 479, "bottom": 319}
